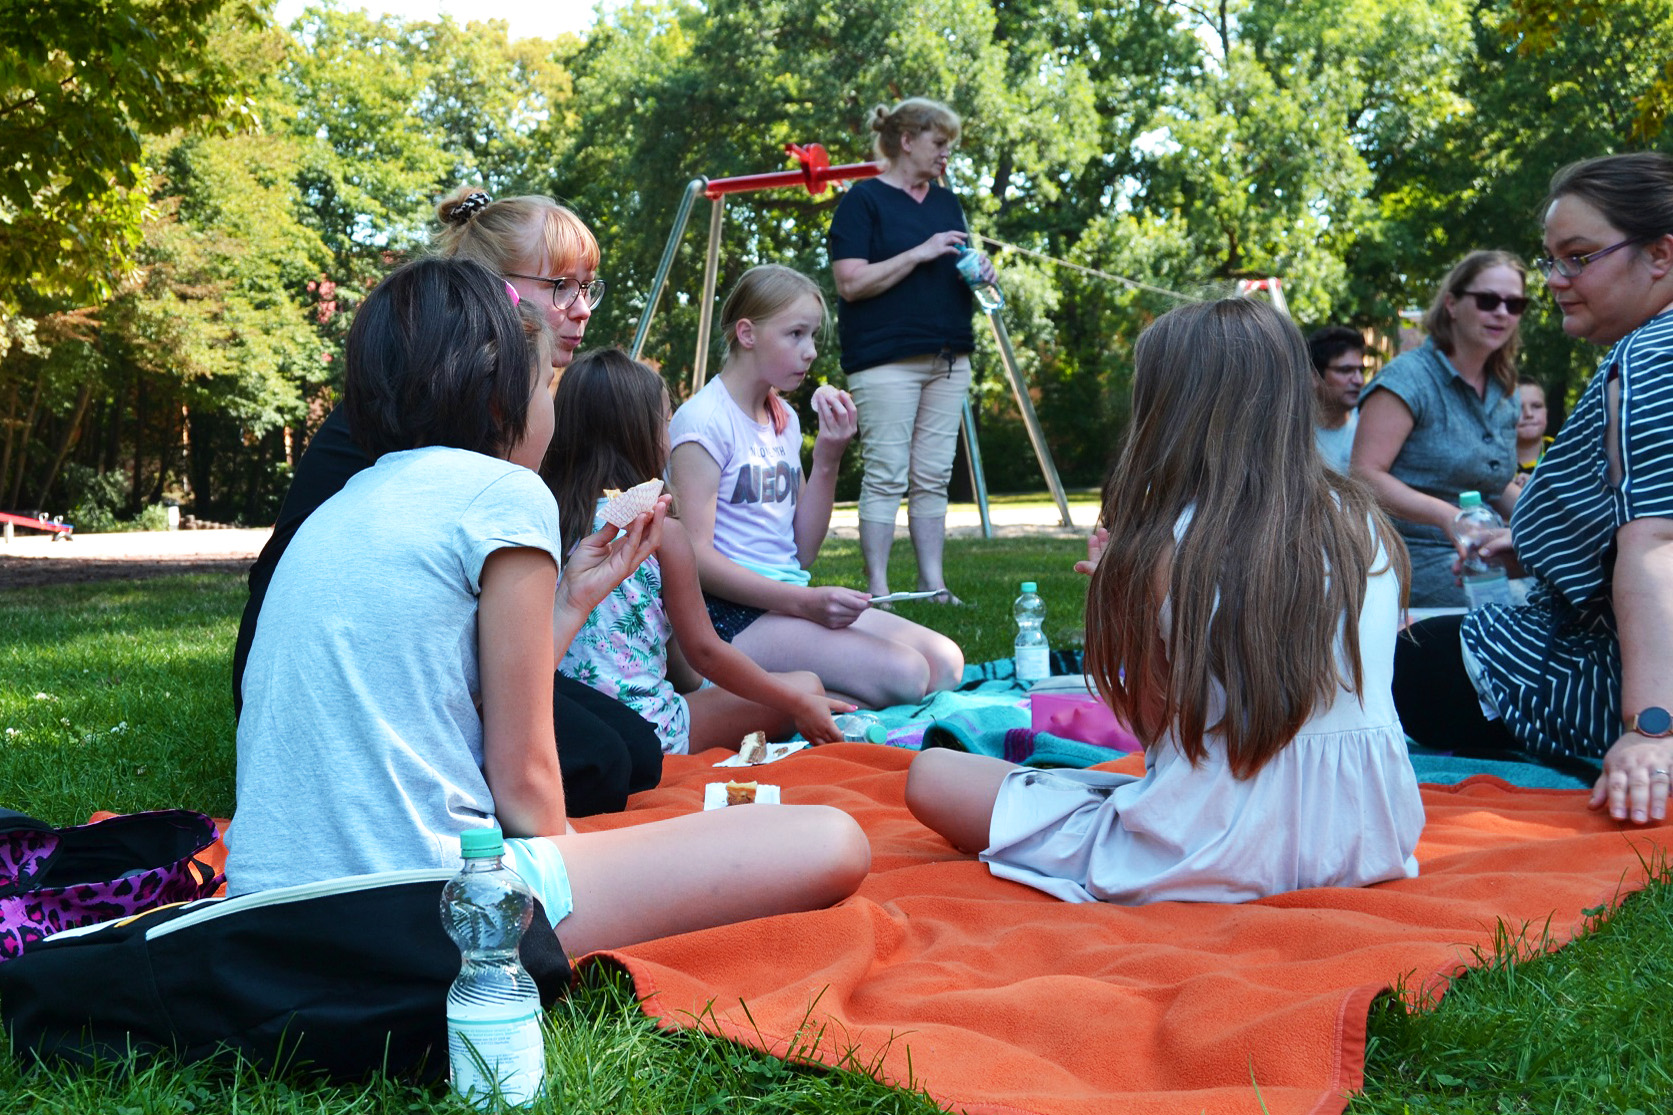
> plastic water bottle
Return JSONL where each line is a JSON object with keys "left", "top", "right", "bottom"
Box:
{"left": 442, "top": 825, "right": 545, "bottom": 1108}
{"left": 833, "top": 711, "right": 887, "bottom": 744}
{"left": 955, "top": 246, "right": 1005, "bottom": 311}
{"left": 1014, "top": 581, "right": 1050, "bottom": 685}
{"left": 1453, "top": 491, "right": 1512, "bottom": 609}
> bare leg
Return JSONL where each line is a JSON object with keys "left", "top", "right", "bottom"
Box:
{"left": 730, "top": 609, "right": 963, "bottom": 709}
{"left": 550, "top": 803, "right": 870, "bottom": 954}
{"left": 908, "top": 513, "right": 950, "bottom": 596}
{"left": 905, "top": 748, "right": 1017, "bottom": 854}
{"left": 684, "top": 670, "right": 825, "bottom": 750}
{"left": 859, "top": 517, "right": 896, "bottom": 599}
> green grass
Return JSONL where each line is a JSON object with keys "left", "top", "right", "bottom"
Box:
{"left": 4, "top": 544, "right": 1672, "bottom": 1112}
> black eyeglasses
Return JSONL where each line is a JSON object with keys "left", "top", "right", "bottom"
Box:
{"left": 502, "top": 274, "right": 607, "bottom": 311}
{"left": 1533, "top": 238, "right": 1639, "bottom": 280}
{"left": 1458, "top": 291, "right": 1530, "bottom": 315}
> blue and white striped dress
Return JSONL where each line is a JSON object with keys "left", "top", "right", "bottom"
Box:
{"left": 1461, "top": 309, "right": 1673, "bottom": 761}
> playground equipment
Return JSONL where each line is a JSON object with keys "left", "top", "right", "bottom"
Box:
{"left": 0, "top": 511, "right": 73, "bottom": 542}
{"left": 1236, "top": 276, "right": 1290, "bottom": 317}
{"left": 629, "top": 143, "right": 1073, "bottom": 538}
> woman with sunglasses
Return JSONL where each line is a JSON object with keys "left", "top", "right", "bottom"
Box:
{"left": 1392, "top": 152, "right": 1673, "bottom": 824}
{"left": 233, "top": 187, "right": 662, "bottom": 817}
{"left": 1351, "top": 250, "right": 1528, "bottom": 606}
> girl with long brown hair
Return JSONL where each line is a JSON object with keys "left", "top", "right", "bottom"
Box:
{"left": 906, "top": 298, "right": 1424, "bottom": 904}
{"left": 544, "top": 348, "right": 848, "bottom": 752}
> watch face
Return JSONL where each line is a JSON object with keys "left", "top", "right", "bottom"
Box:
{"left": 1637, "top": 706, "right": 1673, "bottom": 735}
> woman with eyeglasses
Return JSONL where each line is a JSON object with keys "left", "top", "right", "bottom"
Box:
{"left": 233, "top": 187, "right": 664, "bottom": 817}
{"left": 1392, "top": 152, "right": 1673, "bottom": 825}
{"left": 1351, "top": 250, "right": 1527, "bottom": 606}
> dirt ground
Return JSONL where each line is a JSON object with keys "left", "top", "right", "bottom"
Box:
{"left": 0, "top": 555, "right": 253, "bottom": 590}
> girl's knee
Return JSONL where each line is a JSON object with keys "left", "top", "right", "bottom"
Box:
{"left": 799, "top": 805, "right": 871, "bottom": 902}
{"left": 785, "top": 669, "right": 825, "bottom": 697}
{"left": 904, "top": 747, "right": 958, "bottom": 819}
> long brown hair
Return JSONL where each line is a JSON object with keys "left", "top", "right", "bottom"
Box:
{"left": 1423, "top": 250, "right": 1526, "bottom": 396}
{"left": 1085, "top": 298, "right": 1409, "bottom": 778}
{"left": 543, "top": 348, "right": 670, "bottom": 556}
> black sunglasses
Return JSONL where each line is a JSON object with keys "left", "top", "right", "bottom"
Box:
{"left": 1458, "top": 290, "right": 1529, "bottom": 316}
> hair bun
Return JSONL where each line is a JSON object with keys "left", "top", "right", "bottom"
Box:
{"left": 868, "top": 105, "right": 890, "bottom": 133}
{"left": 449, "top": 191, "right": 492, "bottom": 224}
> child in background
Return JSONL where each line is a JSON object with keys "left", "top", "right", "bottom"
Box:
{"left": 905, "top": 298, "right": 1424, "bottom": 905}
{"left": 1502, "top": 377, "right": 1552, "bottom": 510}
{"left": 545, "top": 348, "right": 849, "bottom": 752}
{"left": 668, "top": 264, "right": 964, "bottom": 710}
{"left": 228, "top": 259, "right": 869, "bottom": 954}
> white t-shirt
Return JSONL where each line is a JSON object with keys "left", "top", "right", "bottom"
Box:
{"left": 669, "top": 376, "right": 804, "bottom": 576}
{"left": 1315, "top": 409, "right": 1358, "bottom": 473}
{"left": 225, "top": 447, "right": 562, "bottom": 895}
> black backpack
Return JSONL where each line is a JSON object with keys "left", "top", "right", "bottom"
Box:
{"left": 0, "top": 868, "right": 573, "bottom": 1082}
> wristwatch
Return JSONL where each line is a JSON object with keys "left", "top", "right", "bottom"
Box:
{"left": 1624, "top": 706, "right": 1673, "bottom": 737}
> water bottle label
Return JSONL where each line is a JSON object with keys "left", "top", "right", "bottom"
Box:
{"left": 1462, "top": 570, "right": 1512, "bottom": 609}
{"left": 1015, "top": 645, "right": 1050, "bottom": 683}
{"left": 448, "top": 1009, "right": 545, "bottom": 1108}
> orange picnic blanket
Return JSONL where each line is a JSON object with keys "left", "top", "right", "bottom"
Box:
{"left": 573, "top": 744, "right": 1670, "bottom": 1115}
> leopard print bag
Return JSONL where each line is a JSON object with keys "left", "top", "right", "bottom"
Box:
{"left": 0, "top": 808, "right": 222, "bottom": 962}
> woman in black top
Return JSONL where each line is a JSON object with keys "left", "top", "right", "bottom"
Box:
{"left": 828, "top": 98, "right": 994, "bottom": 605}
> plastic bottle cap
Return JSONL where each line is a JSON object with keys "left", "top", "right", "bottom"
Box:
{"left": 1458, "top": 491, "right": 1482, "bottom": 508}
{"left": 1020, "top": 581, "right": 1038, "bottom": 593}
{"left": 460, "top": 825, "right": 505, "bottom": 859}
{"left": 863, "top": 723, "right": 888, "bottom": 744}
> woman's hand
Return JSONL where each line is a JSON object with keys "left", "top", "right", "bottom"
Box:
{"left": 1449, "top": 526, "right": 1524, "bottom": 580}
{"left": 800, "top": 584, "right": 871, "bottom": 629}
{"left": 558, "top": 498, "right": 669, "bottom": 617}
{"left": 810, "top": 384, "right": 858, "bottom": 465}
{"left": 1589, "top": 731, "right": 1673, "bottom": 824}
{"left": 1075, "top": 527, "right": 1109, "bottom": 576}
{"left": 914, "top": 229, "right": 968, "bottom": 265}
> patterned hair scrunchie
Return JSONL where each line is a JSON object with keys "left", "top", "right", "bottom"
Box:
{"left": 452, "top": 191, "right": 492, "bottom": 223}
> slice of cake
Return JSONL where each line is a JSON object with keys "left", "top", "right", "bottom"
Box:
{"left": 724, "top": 781, "right": 759, "bottom": 806}
{"left": 737, "top": 731, "right": 768, "bottom": 765}
{"left": 599, "top": 478, "right": 664, "bottom": 528}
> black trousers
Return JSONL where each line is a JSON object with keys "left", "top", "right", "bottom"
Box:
{"left": 1392, "top": 614, "right": 1521, "bottom": 755}
{"left": 554, "top": 673, "right": 664, "bottom": 816}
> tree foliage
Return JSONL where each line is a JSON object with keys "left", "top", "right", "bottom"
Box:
{"left": 5, "top": 0, "right": 1673, "bottom": 517}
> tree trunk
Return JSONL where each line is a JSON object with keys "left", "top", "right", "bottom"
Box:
{"left": 4, "top": 370, "right": 43, "bottom": 510}
{"left": 0, "top": 376, "right": 18, "bottom": 507}
{"left": 35, "top": 379, "right": 96, "bottom": 510}
{"left": 131, "top": 373, "right": 147, "bottom": 514}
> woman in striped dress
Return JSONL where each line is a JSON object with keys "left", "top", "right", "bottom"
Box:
{"left": 1391, "top": 152, "right": 1673, "bottom": 826}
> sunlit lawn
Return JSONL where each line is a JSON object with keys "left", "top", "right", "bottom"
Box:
{"left": 2, "top": 542, "right": 1670, "bottom": 1112}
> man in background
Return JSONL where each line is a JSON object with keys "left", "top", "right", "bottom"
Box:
{"left": 1307, "top": 326, "right": 1366, "bottom": 473}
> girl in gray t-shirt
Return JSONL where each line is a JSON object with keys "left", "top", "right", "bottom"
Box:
{"left": 228, "top": 258, "right": 869, "bottom": 955}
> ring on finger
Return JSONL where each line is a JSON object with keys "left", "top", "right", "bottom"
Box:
{"left": 1652, "top": 768, "right": 1671, "bottom": 778}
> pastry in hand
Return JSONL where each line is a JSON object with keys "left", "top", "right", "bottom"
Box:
{"left": 599, "top": 478, "right": 664, "bottom": 528}
{"left": 737, "top": 731, "right": 768, "bottom": 765}
{"left": 724, "top": 781, "right": 759, "bottom": 806}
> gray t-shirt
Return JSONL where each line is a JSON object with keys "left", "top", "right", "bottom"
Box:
{"left": 226, "top": 447, "right": 562, "bottom": 895}
{"left": 1360, "top": 339, "right": 1517, "bottom": 605}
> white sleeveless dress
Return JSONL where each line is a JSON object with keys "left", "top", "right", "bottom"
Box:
{"left": 982, "top": 533, "right": 1423, "bottom": 905}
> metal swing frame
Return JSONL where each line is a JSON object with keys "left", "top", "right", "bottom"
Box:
{"left": 628, "top": 142, "right": 1073, "bottom": 538}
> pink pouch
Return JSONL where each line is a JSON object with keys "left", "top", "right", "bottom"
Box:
{"left": 1029, "top": 691, "right": 1143, "bottom": 753}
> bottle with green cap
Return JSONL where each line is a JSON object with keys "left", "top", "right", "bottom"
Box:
{"left": 441, "top": 824, "right": 545, "bottom": 1108}
{"left": 1013, "top": 581, "right": 1049, "bottom": 685}
{"left": 1453, "top": 491, "right": 1512, "bottom": 609}
{"left": 833, "top": 711, "right": 888, "bottom": 744}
